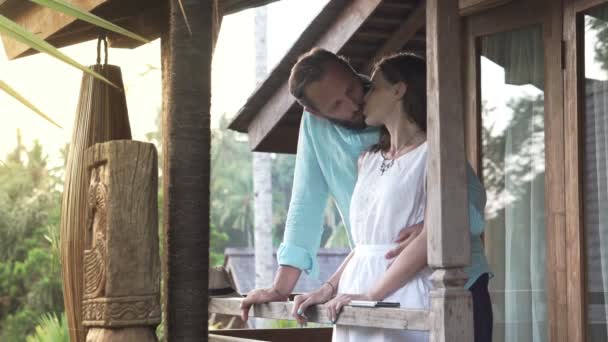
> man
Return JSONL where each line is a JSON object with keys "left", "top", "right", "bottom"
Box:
{"left": 240, "top": 48, "right": 492, "bottom": 341}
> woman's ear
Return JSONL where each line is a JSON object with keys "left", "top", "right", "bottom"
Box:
{"left": 394, "top": 82, "right": 408, "bottom": 99}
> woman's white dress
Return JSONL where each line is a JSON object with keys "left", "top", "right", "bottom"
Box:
{"left": 333, "top": 142, "right": 431, "bottom": 342}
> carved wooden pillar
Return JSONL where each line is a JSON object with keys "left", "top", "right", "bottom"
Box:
{"left": 426, "top": 1, "right": 474, "bottom": 341}
{"left": 81, "top": 141, "right": 160, "bottom": 342}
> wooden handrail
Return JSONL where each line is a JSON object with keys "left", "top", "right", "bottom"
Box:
{"left": 208, "top": 298, "right": 429, "bottom": 331}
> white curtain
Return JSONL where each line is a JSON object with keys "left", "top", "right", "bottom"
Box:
{"left": 584, "top": 7, "right": 608, "bottom": 340}
{"left": 503, "top": 94, "right": 546, "bottom": 342}
{"left": 481, "top": 26, "right": 547, "bottom": 342}
{"left": 585, "top": 77, "right": 608, "bottom": 341}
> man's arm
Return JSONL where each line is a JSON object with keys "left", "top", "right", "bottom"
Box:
{"left": 241, "top": 113, "right": 330, "bottom": 320}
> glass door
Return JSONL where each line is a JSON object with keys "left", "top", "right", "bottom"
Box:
{"left": 464, "top": 0, "right": 566, "bottom": 341}
{"left": 564, "top": 0, "right": 608, "bottom": 341}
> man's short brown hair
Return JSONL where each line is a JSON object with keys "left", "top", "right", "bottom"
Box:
{"left": 288, "top": 48, "right": 356, "bottom": 112}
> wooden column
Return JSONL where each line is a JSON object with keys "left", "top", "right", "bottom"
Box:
{"left": 82, "top": 141, "right": 160, "bottom": 342}
{"left": 161, "top": 0, "right": 213, "bottom": 340}
{"left": 426, "top": 1, "right": 474, "bottom": 342}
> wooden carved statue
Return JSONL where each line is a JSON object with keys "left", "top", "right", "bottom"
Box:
{"left": 81, "top": 141, "right": 160, "bottom": 342}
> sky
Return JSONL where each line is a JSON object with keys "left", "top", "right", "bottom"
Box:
{"left": 0, "top": 0, "right": 328, "bottom": 167}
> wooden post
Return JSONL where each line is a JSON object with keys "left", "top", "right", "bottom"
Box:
{"left": 161, "top": 0, "right": 213, "bottom": 340}
{"left": 426, "top": 1, "right": 474, "bottom": 341}
{"left": 81, "top": 141, "right": 160, "bottom": 342}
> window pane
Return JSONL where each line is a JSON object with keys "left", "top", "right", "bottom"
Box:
{"left": 480, "top": 26, "right": 547, "bottom": 342}
{"left": 583, "top": 5, "right": 608, "bottom": 341}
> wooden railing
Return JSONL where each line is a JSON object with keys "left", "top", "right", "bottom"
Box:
{"left": 209, "top": 298, "right": 429, "bottom": 331}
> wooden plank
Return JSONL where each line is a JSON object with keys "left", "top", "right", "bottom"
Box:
{"left": 209, "top": 334, "right": 267, "bottom": 342}
{"left": 247, "top": 0, "right": 383, "bottom": 151}
{"left": 468, "top": 0, "right": 548, "bottom": 38}
{"left": 0, "top": 0, "right": 107, "bottom": 59}
{"left": 563, "top": 1, "right": 588, "bottom": 341}
{"left": 212, "top": 328, "right": 332, "bottom": 342}
{"left": 573, "top": 0, "right": 608, "bottom": 11}
{"left": 462, "top": 18, "right": 481, "bottom": 174}
{"left": 458, "top": 0, "right": 512, "bottom": 16}
{"left": 364, "top": 1, "right": 426, "bottom": 73}
{"left": 543, "top": 0, "right": 568, "bottom": 341}
{"left": 426, "top": 1, "right": 473, "bottom": 341}
{"left": 161, "top": 0, "right": 213, "bottom": 340}
{"left": 208, "top": 298, "right": 430, "bottom": 331}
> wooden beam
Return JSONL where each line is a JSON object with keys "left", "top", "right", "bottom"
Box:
{"left": 364, "top": 1, "right": 426, "bottom": 73}
{"left": 1, "top": 0, "right": 107, "bottom": 59}
{"left": 563, "top": 2, "right": 586, "bottom": 341}
{"left": 209, "top": 298, "right": 430, "bottom": 331}
{"left": 161, "top": 0, "right": 213, "bottom": 340}
{"left": 212, "top": 328, "right": 333, "bottom": 342}
{"left": 220, "top": 0, "right": 282, "bottom": 15}
{"left": 426, "top": 0, "right": 473, "bottom": 341}
{"left": 209, "top": 334, "right": 267, "bottom": 342}
{"left": 458, "top": 0, "right": 512, "bottom": 16}
{"left": 248, "top": 0, "right": 384, "bottom": 151}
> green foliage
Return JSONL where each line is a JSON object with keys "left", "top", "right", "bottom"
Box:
{"left": 0, "top": 132, "right": 64, "bottom": 340}
{"left": 588, "top": 9, "right": 608, "bottom": 72}
{"left": 25, "top": 312, "right": 68, "bottom": 342}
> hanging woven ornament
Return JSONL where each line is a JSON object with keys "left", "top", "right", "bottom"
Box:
{"left": 60, "top": 34, "right": 131, "bottom": 342}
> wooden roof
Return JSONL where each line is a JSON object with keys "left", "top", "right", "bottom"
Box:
{"left": 228, "top": 0, "right": 511, "bottom": 154}
{"left": 229, "top": 0, "right": 426, "bottom": 154}
{"left": 0, "top": 0, "right": 281, "bottom": 59}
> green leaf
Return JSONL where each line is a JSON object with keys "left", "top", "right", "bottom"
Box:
{"left": 0, "top": 80, "right": 62, "bottom": 128}
{"left": 29, "top": 0, "right": 150, "bottom": 44}
{"left": 0, "top": 15, "right": 117, "bottom": 88}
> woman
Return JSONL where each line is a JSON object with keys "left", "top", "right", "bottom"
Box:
{"left": 292, "top": 52, "right": 430, "bottom": 342}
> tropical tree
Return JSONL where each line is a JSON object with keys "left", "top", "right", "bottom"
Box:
{"left": 0, "top": 132, "right": 64, "bottom": 340}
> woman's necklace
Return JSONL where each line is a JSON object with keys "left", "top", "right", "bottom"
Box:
{"left": 379, "top": 157, "right": 395, "bottom": 175}
{"left": 379, "top": 132, "right": 424, "bottom": 175}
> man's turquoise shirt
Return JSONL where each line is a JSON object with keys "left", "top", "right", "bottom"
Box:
{"left": 277, "top": 112, "right": 490, "bottom": 289}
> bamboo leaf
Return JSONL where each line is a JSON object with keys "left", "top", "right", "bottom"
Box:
{"left": 0, "top": 15, "right": 118, "bottom": 88}
{"left": 0, "top": 80, "right": 62, "bottom": 128}
{"left": 29, "top": 0, "right": 150, "bottom": 44}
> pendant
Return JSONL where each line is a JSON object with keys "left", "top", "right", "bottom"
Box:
{"left": 380, "top": 158, "right": 394, "bottom": 175}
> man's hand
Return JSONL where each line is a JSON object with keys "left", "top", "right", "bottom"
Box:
{"left": 385, "top": 222, "right": 424, "bottom": 267}
{"left": 291, "top": 283, "right": 334, "bottom": 324}
{"left": 240, "top": 287, "right": 288, "bottom": 322}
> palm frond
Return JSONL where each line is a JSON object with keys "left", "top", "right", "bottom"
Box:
{"left": 0, "top": 80, "right": 62, "bottom": 128}
{"left": 29, "top": 0, "right": 150, "bottom": 44}
{"left": 0, "top": 14, "right": 117, "bottom": 88}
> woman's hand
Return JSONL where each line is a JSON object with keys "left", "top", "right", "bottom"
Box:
{"left": 291, "top": 283, "right": 335, "bottom": 324}
{"left": 326, "top": 293, "right": 372, "bottom": 323}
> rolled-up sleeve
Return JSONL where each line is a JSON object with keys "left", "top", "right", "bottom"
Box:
{"left": 466, "top": 163, "right": 487, "bottom": 236}
{"left": 277, "top": 113, "right": 329, "bottom": 278}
